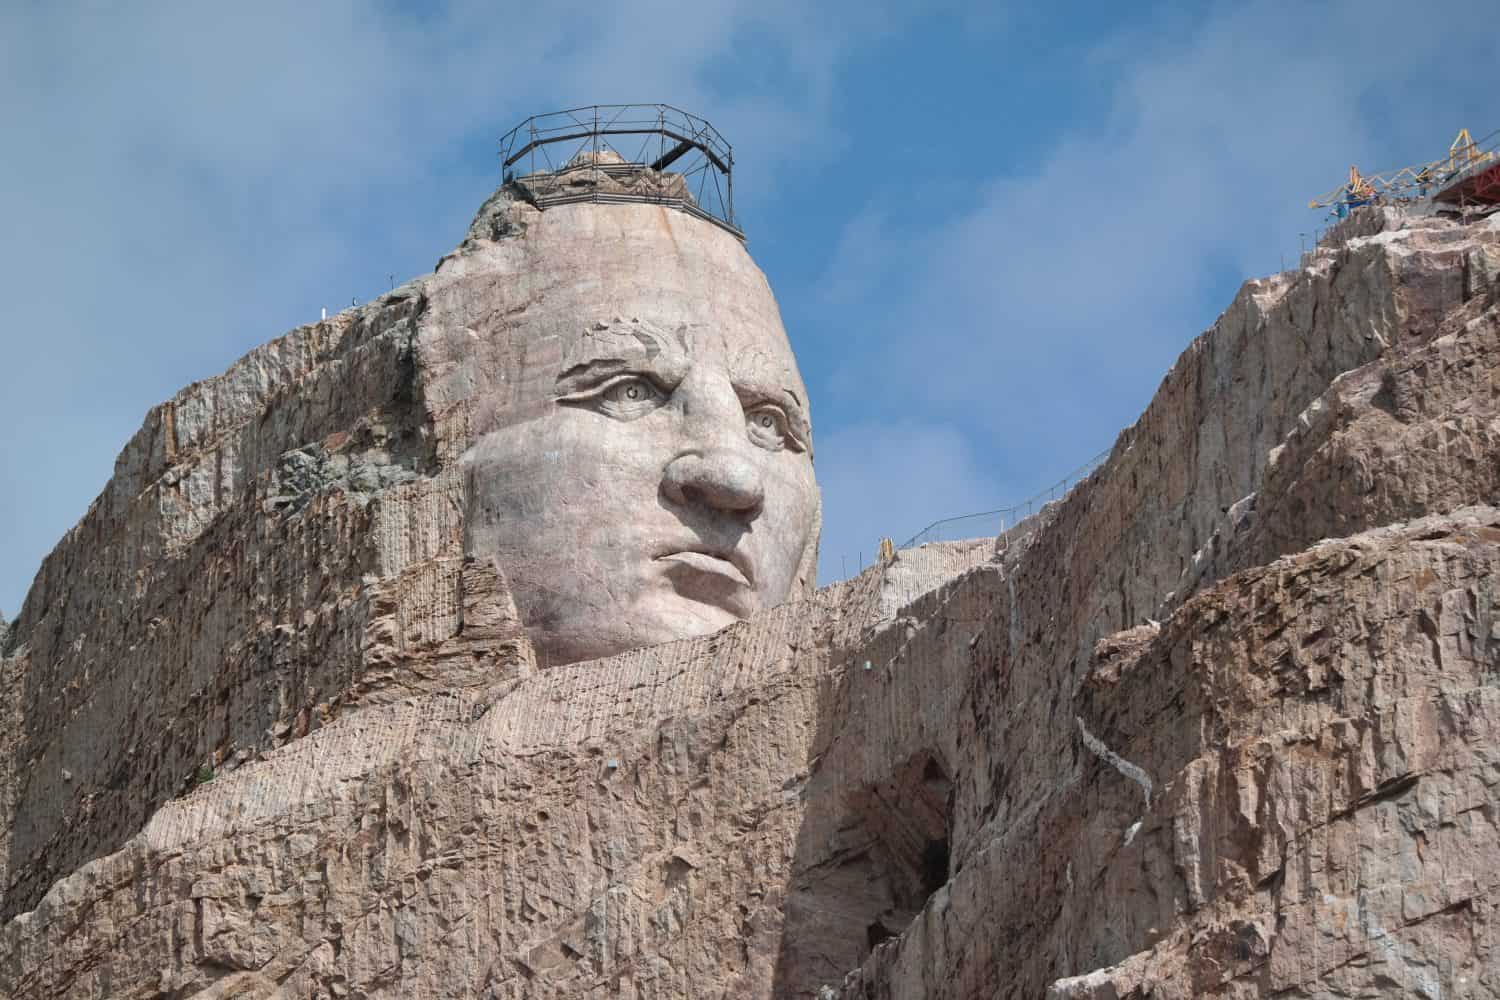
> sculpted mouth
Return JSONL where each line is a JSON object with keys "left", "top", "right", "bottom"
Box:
{"left": 655, "top": 548, "right": 754, "bottom": 589}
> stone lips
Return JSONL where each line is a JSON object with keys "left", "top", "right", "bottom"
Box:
{"left": 3, "top": 203, "right": 1500, "bottom": 997}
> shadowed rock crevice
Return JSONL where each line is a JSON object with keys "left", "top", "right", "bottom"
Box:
{"left": 773, "top": 749, "right": 954, "bottom": 998}
{"left": 849, "top": 751, "right": 954, "bottom": 946}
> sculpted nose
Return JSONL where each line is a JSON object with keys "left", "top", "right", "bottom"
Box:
{"left": 663, "top": 451, "right": 765, "bottom": 517}
{"left": 662, "top": 368, "right": 765, "bottom": 519}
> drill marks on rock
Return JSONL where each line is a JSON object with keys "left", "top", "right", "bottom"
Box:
{"left": 134, "top": 556, "right": 983, "bottom": 860}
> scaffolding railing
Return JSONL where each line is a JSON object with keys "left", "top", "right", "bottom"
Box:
{"left": 498, "top": 104, "right": 740, "bottom": 238}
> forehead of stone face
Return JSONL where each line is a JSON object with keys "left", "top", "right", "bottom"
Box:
{"left": 424, "top": 201, "right": 806, "bottom": 437}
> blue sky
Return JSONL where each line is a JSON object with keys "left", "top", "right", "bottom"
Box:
{"left": 2, "top": 1, "right": 1497, "bottom": 615}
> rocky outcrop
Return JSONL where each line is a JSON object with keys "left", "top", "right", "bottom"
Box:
{"left": 831, "top": 209, "right": 1500, "bottom": 998}
{"left": 0, "top": 286, "right": 468, "bottom": 922}
{"left": 0, "top": 550, "right": 971, "bottom": 999}
{"left": 3, "top": 203, "right": 1499, "bottom": 998}
{"left": 0, "top": 180, "right": 809, "bottom": 924}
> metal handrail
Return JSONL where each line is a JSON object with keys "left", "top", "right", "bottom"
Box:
{"left": 501, "top": 104, "right": 732, "bottom": 160}
{"left": 497, "top": 104, "right": 738, "bottom": 234}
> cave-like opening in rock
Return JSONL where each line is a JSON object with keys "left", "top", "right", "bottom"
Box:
{"left": 775, "top": 749, "right": 955, "bottom": 996}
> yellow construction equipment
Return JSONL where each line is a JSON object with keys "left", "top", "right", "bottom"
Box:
{"left": 1449, "top": 128, "right": 1486, "bottom": 173}
{"left": 1308, "top": 128, "right": 1496, "bottom": 215}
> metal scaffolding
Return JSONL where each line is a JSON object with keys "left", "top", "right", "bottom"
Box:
{"left": 1308, "top": 127, "right": 1500, "bottom": 217}
{"left": 498, "top": 105, "right": 740, "bottom": 238}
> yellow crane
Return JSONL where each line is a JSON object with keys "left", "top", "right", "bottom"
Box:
{"left": 1308, "top": 128, "right": 1494, "bottom": 214}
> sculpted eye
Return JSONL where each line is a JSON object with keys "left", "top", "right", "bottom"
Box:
{"left": 595, "top": 376, "right": 665, "bottom": 419}
{"left": 746, "top": 405, "right": 792, "bottom": 451}
{"left": 554, "top": 373, "right": 668, "bottom": 420}
{"left": 609, "top": 379, "right": 654, "bottom": 403}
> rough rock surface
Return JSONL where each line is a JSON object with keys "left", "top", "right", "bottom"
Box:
{"left": 512, "top": 150, "right": 698, "bottom": 210}
{"left": 4, "top": 203, "right": 1500, "bottom": 998}
{"left": 0, "top": 182, "right": 817, "bottom": 926}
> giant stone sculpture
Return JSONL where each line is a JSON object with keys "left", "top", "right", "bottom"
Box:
{"left": 441, "top": 137, "right": 821, "bottom": 666}
{"left": 7, "top": 105, "right": 1500, "bottom": 996}
{"left": 0, "top": 112, "right": 827, "bottom": 929}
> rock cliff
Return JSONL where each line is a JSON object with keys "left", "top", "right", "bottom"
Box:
{"left": 3, "top": 202, "right": 1499, "bottom": 998}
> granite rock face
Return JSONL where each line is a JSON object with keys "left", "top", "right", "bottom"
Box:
{"left": 0, "top": 183, "right": 817, "bottom": 928}
{"left": 3, "top": 204, "right": 1500, "bottom": 998}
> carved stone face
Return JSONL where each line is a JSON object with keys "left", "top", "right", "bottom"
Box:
{"left": 456, "top": 201, "right": 819, "bottom": 666}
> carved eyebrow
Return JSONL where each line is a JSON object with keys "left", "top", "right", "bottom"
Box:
{"left": 555, "top": 354, "right": 689, "bottom": 396}
{"left": 725, "top": 343, "right": 805, "bottom": 414}
{"left": 556, "top": 357, "right": 631, "bottom": 390}
{"left": 554, "top": 320, "right": 687, "bottom": 388}
{"left": 732, "top": 375, "right": 805, "bottom": 414}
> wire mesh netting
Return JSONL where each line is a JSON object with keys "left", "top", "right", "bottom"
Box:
{"left": 897, "top": 449, "right": 1111, "bottom": 552}
{"left": 830, "top": 448, "right": 1112, "bottom": 584}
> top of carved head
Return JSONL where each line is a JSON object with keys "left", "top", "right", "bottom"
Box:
{"left": 425, "top": 179, "right": 820, "bottom": 666}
